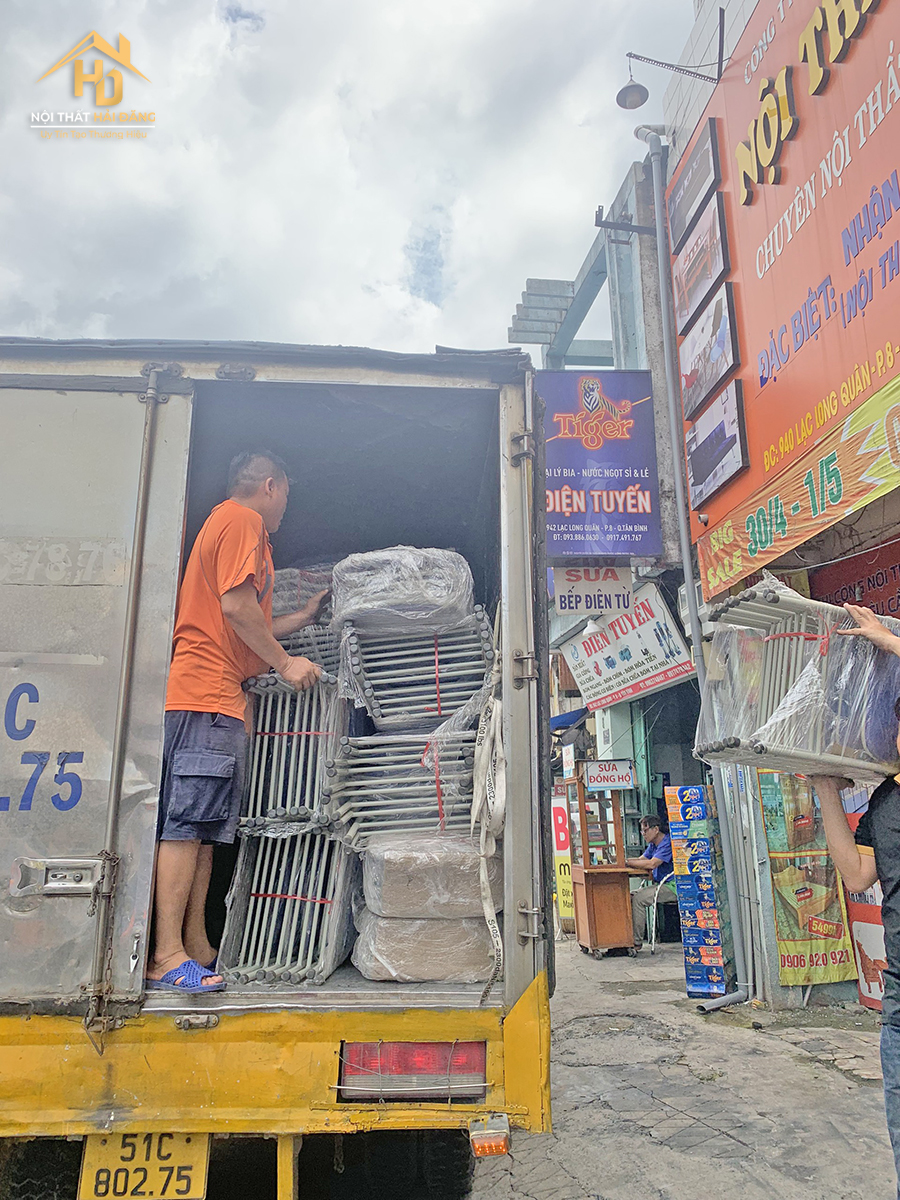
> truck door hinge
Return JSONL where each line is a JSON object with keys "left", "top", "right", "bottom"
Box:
{"left": 174, "top": 1014, "right": 220, "bottom": 1031}
{"left": 510, "top": 430, "right": 535, "bottom": 466}
{"left": 216, "top": 363, "right": 257, "bottom": 381}
{"left": 512, "top": 650, "right": 539, "bottom": 688}
{"left": 10, "top": 857, "right": 105, "bottom": 898}
{"left": 517, "top": 902, "right": 544, "bottom": 945}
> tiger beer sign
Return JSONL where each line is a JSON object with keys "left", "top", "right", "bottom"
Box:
{"left": 537, "top": 370, "right": 662, "bottom": 559}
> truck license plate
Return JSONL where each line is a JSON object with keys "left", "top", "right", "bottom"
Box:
{"left": 78, "top": 1133, "right": 210, "bottom": 1200}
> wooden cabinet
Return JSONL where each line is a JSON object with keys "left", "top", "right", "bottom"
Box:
{"left": 567, "top": 772, "right": 637, "bottom": 953}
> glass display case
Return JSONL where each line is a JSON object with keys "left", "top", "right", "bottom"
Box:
{"left": 567, "top": 768, "right": 638, "bottom": 954}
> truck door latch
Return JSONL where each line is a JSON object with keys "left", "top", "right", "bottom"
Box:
{"left": 10, "top": 857, "right": 104, "bottom": 898}
{"left": 512, "top": 651, "right": 539, "bottom": 688}
{"left": 510, "top": 430, "right": 535, "bottom": 466}
{"left": 517, "top": 902, "right": 544, "bottom": 945}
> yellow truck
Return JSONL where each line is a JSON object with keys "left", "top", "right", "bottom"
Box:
{"left": 0, "top": 340, "right": 552, "bottom": 1199}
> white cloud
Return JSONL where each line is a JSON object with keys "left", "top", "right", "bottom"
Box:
{"left": 2, "top": 0, "right": 695, "bottom": 351}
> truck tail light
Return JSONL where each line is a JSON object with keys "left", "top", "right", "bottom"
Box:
{"left": 339, "top": 1041, "right": 487, "bottom": 1101}
{"left": 469, "top": 1114, "right": 511, "bottom": 1156}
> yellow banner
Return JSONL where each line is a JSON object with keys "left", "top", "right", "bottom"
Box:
{"left": 698, "top": 373, "right": 900, "bottom": 600}
{"left": 757, "top": 773, "right": 857, "bottom": 987}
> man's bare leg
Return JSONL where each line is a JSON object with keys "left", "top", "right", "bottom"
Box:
{"left": 147, "top": 840, "right": 222, "bottom": 984}
{"left": 183, "top": 843, "right": 218, "bottom": 968}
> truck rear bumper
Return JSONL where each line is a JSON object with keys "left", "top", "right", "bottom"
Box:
{"left": 0, "top": 974, "right": 550, "bottom": 1137}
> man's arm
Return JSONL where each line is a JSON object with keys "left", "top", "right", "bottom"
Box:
{"left": 837, "top": 603, "right": 900, "bottom": 656}
{"left": 271, "top": 589, "right": 331, "bottom": 639}
{"left": 221, "top": 579, "right": 319, "bottom": 690}
{"left": 624, "top": 856, "right": 657, "bottom": 871}
{"left": 810, "top": 776, "right": 879, "bottom": 893}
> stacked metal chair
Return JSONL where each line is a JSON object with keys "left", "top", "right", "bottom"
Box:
{"left": 220, "top": 625, "right": 359, "bottom": 985}
{"left": 694, "top": 581, "right": 900, "bottom": 782}
{"left": 343, "top": 606, "right": 493, "bottom": 731}
{"left": 326, "top": 606, "right": 492, "bottom": 846}
{"left": 323, "top": 730, "right": 478, "bottom": 848}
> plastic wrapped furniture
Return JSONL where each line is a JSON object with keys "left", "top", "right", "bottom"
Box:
{"left": 351, "top": 909, "right": 495, "bottom": 983}
{"left": 272, "top": 563, "right": 336, "bottom": 620}
{"left": 340, "top": 608, "right": 493, "bottom": 731}
{"left": 331, "top": 547, "right": 474, "bottom": 634}
{"left": 219, "top": 829, "right": 359, "bottom": 985}
{"left": 323, "top": 731, "right": 477, "bottom": 848}
{"left": 695, "top": 577, "right": 900, "bottom": 782}
{"left": 362, "top": 834, "right": 503, "bottom": 918}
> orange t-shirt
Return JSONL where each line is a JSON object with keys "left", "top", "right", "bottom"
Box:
{"left": 165, "top": 499, "right": 274, "bottom": 720}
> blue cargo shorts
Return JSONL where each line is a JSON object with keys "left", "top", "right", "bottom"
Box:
{"left": 158, "top": 710, "right": 248, "bottom": 844}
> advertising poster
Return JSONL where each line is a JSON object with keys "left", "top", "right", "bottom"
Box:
{"left": 667, "top": 117, "right": 720, "bottom": 253}
{"left": 757, "top": 772, "right": 857, "bottom": 986}
{"left": 686, "top": 379, "right": 749, "bottom": 509}
{"left": 666, "top": 2, "right": 900, "bottom": 598}
{"left": 551, "top": 782, "right": 575, "bottom": 923}
{"left": 559, "top": 581, "right": 695, "bottom": 710}
{"left": 673, "top": 193, "right": 730, "bottom": 334}
{"left": 678, "top": 283, "right": 739, "bottom": 420}
{"left": 538, "top": 370, "right": 662, "bottom": 558}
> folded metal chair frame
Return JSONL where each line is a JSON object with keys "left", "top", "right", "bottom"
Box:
{"left": 695, "top": 585, "right": 900, "bottom": 782}
{"left": 343, "top": 607, "right": 493, "bottom": 731}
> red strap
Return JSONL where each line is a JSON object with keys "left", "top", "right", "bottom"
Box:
{"left": 763, "top": 624, "right": 838, "bottom": 657}
{"left": 421, "top": 740, "right": 446, "bottom": 830}
{"left": 250, "top": 892, "right": 332, "bottom": 903}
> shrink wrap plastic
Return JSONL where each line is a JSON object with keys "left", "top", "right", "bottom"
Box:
{"left": 272, "top": 562, "right": 336, "bottom": 619}
{"left": 331, "top": 546, "right": 474, "bottom": 634}
{"left": 695, "top": 574, "right": 900, "bottom": 781}
{"left": 362, "top": 833, "right": 503, "bottom": 918}
{"left": 351, "top": 909, "right": 495, "bottom": 983}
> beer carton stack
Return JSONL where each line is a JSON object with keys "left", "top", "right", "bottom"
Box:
{"left": 665, "top": 785, "right": 736, "bottom": 1000}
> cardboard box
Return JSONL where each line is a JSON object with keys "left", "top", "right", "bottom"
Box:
{"left": 669, "top": 819, "right": 714, "bottom": 840}
{"left": 669, "top": 800, "right": 717, "bottom": 821}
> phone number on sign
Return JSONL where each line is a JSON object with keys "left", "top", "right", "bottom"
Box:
{"left": 781, "top": 949, "right": 851, "bottom": 969}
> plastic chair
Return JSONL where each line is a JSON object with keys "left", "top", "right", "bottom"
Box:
{"left": 646, "top": 872, "right": 676, "bottom": 955}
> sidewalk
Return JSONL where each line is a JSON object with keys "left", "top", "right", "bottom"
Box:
{"left": 472, "top": 939, "right": 893, "bottom": 1200}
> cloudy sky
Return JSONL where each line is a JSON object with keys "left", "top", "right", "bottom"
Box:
{"left": 2, "top": 0, "right": 695, "bottom": 353}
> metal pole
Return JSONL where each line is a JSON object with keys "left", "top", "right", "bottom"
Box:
{"left": 634, "top": 126, "right": 751, "bottom": 1010}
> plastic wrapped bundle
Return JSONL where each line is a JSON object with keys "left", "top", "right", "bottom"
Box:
{"left": 272, "top": 563, "right": 336, "bottom": 620}
{"left": 362, "top": 834, "right": 503, "bottom": 918}
{"left": 331, "top": 547, "right": 474, "bottom": 634}
{"left": 695, "top": 575, "right": 900, "bottom": 782}
{"left": 351, "top": 909, "right": 495, "bottom": 983}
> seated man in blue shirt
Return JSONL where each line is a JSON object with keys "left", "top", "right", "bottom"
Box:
{"left": 625, "top": 815, "right": 675, "bottom": 950}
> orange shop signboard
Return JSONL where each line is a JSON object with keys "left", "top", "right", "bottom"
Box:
{"left": 666, "top": 0, "right": 900, "bottom": 598}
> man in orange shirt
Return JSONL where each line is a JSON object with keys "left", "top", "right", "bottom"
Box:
{"left": 146, "top": 451, "right": 325, "bottom": 993}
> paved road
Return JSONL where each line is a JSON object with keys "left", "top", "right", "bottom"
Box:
{"left": 472, "top": 939, "right": 894, "bottom": 1200}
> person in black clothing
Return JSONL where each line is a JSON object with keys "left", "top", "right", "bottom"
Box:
{"left": 812, "top": 601, "right": 900, "bottom": 1198}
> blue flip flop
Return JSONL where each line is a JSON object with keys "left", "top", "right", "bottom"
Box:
{"left": 145, "top": 959, "right": 225, "bottom": 994}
